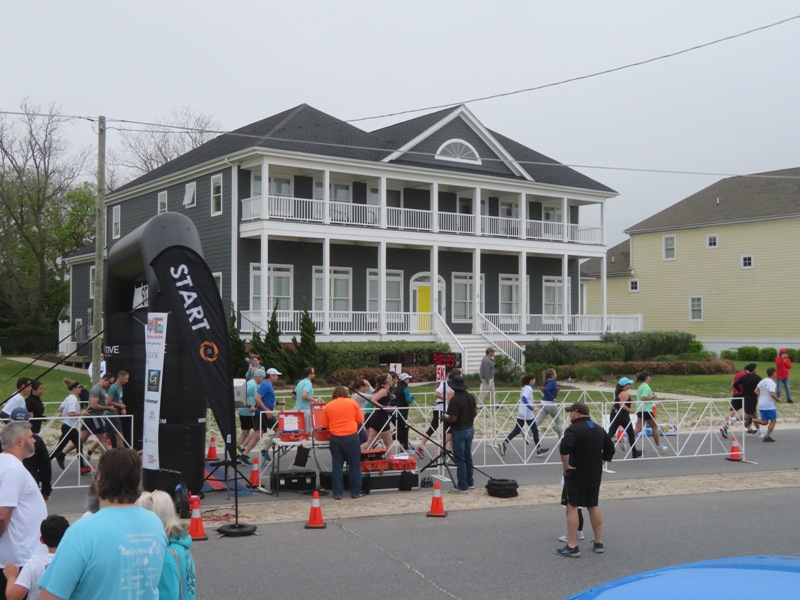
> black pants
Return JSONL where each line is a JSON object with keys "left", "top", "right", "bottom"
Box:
{"left": 608, "top": 408, "right": 636, "bottom": 446}
{"left": 393, "top": 406, "right": 409, "bottom": 450}
{"left": 505, "top": 418, "right": 541, "bottom": 446}
{"left": 50, "top": 423, "right": 89, "bottom": 468}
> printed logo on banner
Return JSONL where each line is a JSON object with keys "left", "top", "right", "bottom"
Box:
{"left": 147, "top": 369, "right": 161, "bottom": 392}
{"left": 147, "top": 316, "right": 166, "bottom": 334}
{"left": 199, "top": 340, "right": 219, "bottom": 362}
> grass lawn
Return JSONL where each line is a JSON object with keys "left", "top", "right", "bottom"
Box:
{"left": 0, "top": 357, "right": 86, "bottom": 416}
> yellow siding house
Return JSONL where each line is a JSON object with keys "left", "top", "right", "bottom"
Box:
{"left": 583, "top": 167, "right": 800, "bottom": 353}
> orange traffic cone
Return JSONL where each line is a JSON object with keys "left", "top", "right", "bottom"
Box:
{"left": 249, "top": 457, "right": 261, "bottom": 487}
{"left": 725, "top": 436, "right": 742, "bottom": 462}
{"left": 207, "top": 436, "right": 218, "bottom": 461}
{"left": 426, "top": 481, "right": 447, "bottom": 518}
{"left": 188, "top": 495, "right": 208, "bottom": 541}
{"left": 304, "top": 491, "right": 327, "bottom": 529}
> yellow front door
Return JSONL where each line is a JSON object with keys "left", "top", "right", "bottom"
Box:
{"left": 417, "top": 286, "right": 431, "bottom": 332}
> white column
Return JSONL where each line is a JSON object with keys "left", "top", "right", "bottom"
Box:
{"left": 518, "top": 251, "right": 527, "bottom": 334}
{"left": 378, "top": 241, "right": 387, "bottom": 335}
{"left": 472, "top": 248, "right": 481, "bottom": 334}
{"left": 601, "top": 253, "right": 608, "bottom": 333}
{"left": 518, "top": 192, "right": 526, "bottom": 239}
{"left": 431, "top": 182, "right": 439, "bottom": 233}
{"left": 322, "top": 238, "right": 330, "bottom": 334}
{"left": 260, "top": 232, "right": 269, "bottom": 331}
{"left": 261, "top": 158, "right": 270, "bottom": 220}
{"left": 474, "top": 187, "right": 482, "bottom": 236}
{"left": 561, "top": 253, "right": 569, "bottom": 334}
{"left": 562, "top": 197, "right": 569, "bottom": 242}
{"left": 431, "top": 244, "right": 439, "bottom": 318}
{"left": 600, "top": 201, "right": 606, "bottom": 246}
{"left": 379, "top": 176, "right": 387, "bottom": 229}
{"left": 323, "top": 169, "right": 330, "bottom": 225}
{"left": 230, "top": 164, "right": 239, "bottom": 316}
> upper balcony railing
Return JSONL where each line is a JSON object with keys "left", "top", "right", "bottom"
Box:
{"left": 240, "top": 195, "right": 603, "bottom": 244}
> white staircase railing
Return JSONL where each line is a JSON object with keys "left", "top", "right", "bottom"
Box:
{"left": 432, "top": 312, "right": 467, "bottom": 369}
{"left": 478, "top": 313, "right": 525, "bottom": 368}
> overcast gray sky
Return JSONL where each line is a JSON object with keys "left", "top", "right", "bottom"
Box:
{"left": 4, "top": 1, "right": 799, "bottom": 245}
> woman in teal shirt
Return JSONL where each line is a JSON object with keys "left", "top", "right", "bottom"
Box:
{"left": 634, "top": 371, "right": 666, "bottom": 451}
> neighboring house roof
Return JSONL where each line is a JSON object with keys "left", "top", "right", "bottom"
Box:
{"left": 581, "top": 239, "right": 631, "bottom": 278}
{"left": 64, "top": 242, "right": 96, "bottom": 264}
{"left": 626, "top": 166, "right": 800, "bottom": 234}
{"left": 112, "top": 103, "right": 614, "bottom": 196}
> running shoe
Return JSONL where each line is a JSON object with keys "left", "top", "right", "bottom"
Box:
{"left": 746, "top": 429, "right": 758, "bottom": 435}
{"left": 448, "top": 488, "right": 469, "bottom": 494}
{"left": 536, "top": 447, "right": 549, "bottom": 455}
{"left": 80, "top": 466, "right": 93, "bottom": 475}
{"left": 558, "top": 532, "right": 585, "bottom": 542}
{"left": 720, "top": 426, "right": 728, "bottom": 439}
{"left": 415, "top": 446, "right": 425, "bottom": 459}
{"left": 497, "top": 441, "right": 507, "bottom": 457}
{"left": 556, "top": 545, "right": 581, "bottom": 558}
{"left": 655, "top": 445, "right": 667, "bottom": 451}
{"left": 261, "top": 449, "right": 271, "bottom": 461}
{"left": 238, "top": 454, "right": 251, "bottom": 465}
{"left": 763, "top": 436, "right": 776, "bottom": 442}
{"left": 591, "top": 540, "right": 605, "bottom": 554}
{"left": 55, "top": 452, "right": 65, "bottom": 470}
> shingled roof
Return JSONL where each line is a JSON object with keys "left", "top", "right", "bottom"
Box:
{"left": 581, "top": 239, "right": 631, "bottom": 278}
{"left": 626, "top": 166, "right": 800, "bottom": 234}
{"left": 113, "top": 103, "right": 613, "bottom": 196}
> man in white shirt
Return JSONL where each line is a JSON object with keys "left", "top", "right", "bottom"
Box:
{"left": 753, "top": 367, "right": 780, "bottom": 442}
{"left": 87, "top": 354, "right": 106, "bottom": 383}
{"left": 0, "top": 379, "right": 32, "bottom": 420}
{"left": 0, "top": 421, "right": 48, "bottom": 594}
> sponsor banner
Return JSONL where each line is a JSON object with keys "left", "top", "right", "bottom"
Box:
{"left": 143, "top": 312, "right": 168, "bottom": 470}
{"left": 150, "top": 246, "right": 236, "bottom": 462}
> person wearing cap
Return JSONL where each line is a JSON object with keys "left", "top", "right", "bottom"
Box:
{"left": 241, "top": 367, "right": 285, "bottom": 462}
{"left": 479, "top": 347, "right": 496, "bottom": 406}
{"left": 775, "top": 349, "right": 793, "bottom": 403}
{"left": 2, "top": 408, "right": 54, "bottom": 504}
{"left": 1, "top": 378, "right": 32, "bottom": 421}
{"left": 557, "top": 402, "right": 615, "bottom": 558}
{"left": 0, "top": 420, "right": 48, "bottom": 591}
{"left": 440, "top": 375, "right": 477, "bottom": 493}
{"left": 391, "top": 373, "right": 415, "bottom": 452}
{"left": 607, "top": 377, "right": 642, "bottom": 458}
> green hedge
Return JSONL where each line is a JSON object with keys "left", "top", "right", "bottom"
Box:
{"left": 524, "top": 340, "right": 624, "bottom": 366}
{"left": 600, "top": 331, "right": 697, "bottom": 361}
{"left": 317, "top": 341, "right": 450, "bottom": 373}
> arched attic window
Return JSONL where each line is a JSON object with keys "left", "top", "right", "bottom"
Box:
{"left": 435, "top": 139, "right": 482, "bottom": 165}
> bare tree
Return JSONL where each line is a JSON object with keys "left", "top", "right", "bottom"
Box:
{"left": 0, "top": 101, "right": 94, "bottom": 326}
{"left": 111, "top": 105, "right": 220, "bottom": 184}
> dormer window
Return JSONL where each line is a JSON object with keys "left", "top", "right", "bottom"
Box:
{"left": 435, "top": 139, "right": 481, "bottom": 165}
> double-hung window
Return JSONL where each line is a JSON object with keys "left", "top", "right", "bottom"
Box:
{"left": 210, "top": 175, "right": 223, "bottom": 216}
{"left": 313, "top": 267, "right": 352, "bottom": 315}
{"left": 452, "top": 272, "right": 485, "bottom": 322}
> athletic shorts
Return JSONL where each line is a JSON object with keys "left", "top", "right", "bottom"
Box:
{"left": 84, "top": 416, "right": 106, "bottom": 435}
{"left": 239, "top": 415, "right": 254, "bottom": 430}
{"left": 730, "top": 398, "right": 743, "bottom": 411}
{"left": 637, "top": 411, "right": 654, "bottom": 422}
{"left": 759, "top": 409, "right": 777, "bottom": 421}
{"left": 561, "top": 484, "right": 600, "bottom": 509}
{"left": 257, "top": 414, "right": 277, "bottom": 433}
{"left": 744, "top": 399, "right": 758, "bottom": 416}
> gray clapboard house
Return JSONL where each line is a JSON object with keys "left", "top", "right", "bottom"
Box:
{"left": 65, "top": 104, "right": 638, "bottom": 371}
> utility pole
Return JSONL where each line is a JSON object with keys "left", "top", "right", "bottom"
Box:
{"left": 91, "top": 116, "right": 106, "bottom": 385}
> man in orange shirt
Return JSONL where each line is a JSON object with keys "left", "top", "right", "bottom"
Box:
{"left": 321, "top": 387, "right": 365, "bottom": 500}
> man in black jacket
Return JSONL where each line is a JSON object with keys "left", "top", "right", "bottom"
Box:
{"left": 557, "top": 402, "right": 615, "bottom": 558}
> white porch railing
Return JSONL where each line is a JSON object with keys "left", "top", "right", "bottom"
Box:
{"left": 478, "top": 313, "right": 525, "bottom": 367}
{"left": 241, "top": 195, "right": 603, "bottom": 245}
{"left": 432, "top": 312, "right": 467, "bottom": 367}
{"left": 484, "top": 313, "right": 643, "bottom": 335}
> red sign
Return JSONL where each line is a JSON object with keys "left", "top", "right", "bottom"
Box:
{"left": 436, "top": 365, "right": 447, "bottom": 382}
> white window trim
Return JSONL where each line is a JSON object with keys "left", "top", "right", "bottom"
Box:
{"left": 629, "top": 279, "right": 639, "bottom": 293}
{"left": 158, "top": 191, "right": 168, "bottom": 214}
{"left": 112, "top": 205, "right": 121, "bottom": 239}
{"left": 435, "top": 138, "right": 482, "bottom": 165}
{"left": 268, "top": 264, "right": 294, "bottom": 311}
{"left": 498, "top": 274, "right": 529, "bottom": 317}
{"left": 89, "top": 266, "right": 95, "bottom": 300}
{"left": 269, "top": 176, "right": 291, "bottom": 197}
{"left": 689, "top": 296, "right": 703, "bottom": 322}
{"left": 313, "top": 266, "right": 352, "bottom": 316}
{"left": 542, "top": 276, "right": 572, "bottom": 324}
{"left": 210, "top": 174, "right": 223, "bottom": 216}
{"left": 249, "top": 263, "right": 261, "bottom": 313}
{"left": 451, "top": 272, "right": 485, "bottom": 323}
{"left": 332, "top": 182, "right": 351, "bottom": 203}
{"left": 183, "top": 182, "right": 197, "bottom": 207}
{"left": 367, "top": 268, "right": 403, "bottom": 320}
{"left": 741, "top": 255, "right": 754, "bottom": 269}
{"left": 542, "top": 204, "right": 563, "bottom": 222}
{"left": 706, "top": 234, "right": 718, "bottom": 248}
{"left": 663, "top": 235, "right": 677, "bottom": 261}
{"left": 212, "top": 272, "right": 223, "bottom": 298}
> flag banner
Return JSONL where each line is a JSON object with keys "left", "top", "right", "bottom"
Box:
{"left": 143, "top": 313, "right": 168, "bottom": 470}
{"left": 150, "top": 246, "right": 236, "bottom": 463}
